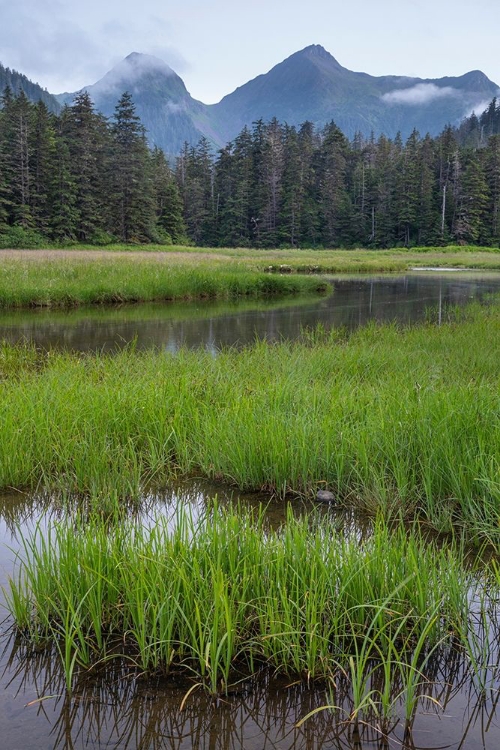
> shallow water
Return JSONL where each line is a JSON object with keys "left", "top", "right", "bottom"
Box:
{"left": 1, "top": 271, "right": 500, "bottom": 352}
{"left": 0, "top": 485, "right": 500, "bottom": 749}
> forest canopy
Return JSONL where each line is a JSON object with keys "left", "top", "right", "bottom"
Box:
{"left": 1, "top": 88, "right": 500, "bottom": 249}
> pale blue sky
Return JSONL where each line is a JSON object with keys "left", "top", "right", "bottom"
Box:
{"left": 0, "top": 0, "right": 499, "bottom": 102}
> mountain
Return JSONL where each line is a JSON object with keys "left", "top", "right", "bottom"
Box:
{"left": 209, "top": 45, "right": 499, "bottom": 142}
{"left": 7, "top": 46, "right": 498, "bottom": 155}
{"left": 56, "top": 52, "right": 217, "bottom": 156}
{"left": 0, "top": 62, "right": 60, "bottom": 112}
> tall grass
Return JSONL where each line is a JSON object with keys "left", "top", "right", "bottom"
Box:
{"left": 0, "top": 256, "right": 327, "bottom": 308}
{"left": 2, "top": 246, "right": 500, "bottom": 311}
{"left": 1, "top": 300, "right": 500, "bottom": 540}
{"left": 4, "top": 506, "right": 475, "bottom": 700}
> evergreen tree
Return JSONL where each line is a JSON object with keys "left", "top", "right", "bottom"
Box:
{"left": 151, "top": 146, "right": 186, "bottom": 243}
{"left": 317, "top": 122, "right": 351, "bottom": 246}
{"left": 30, "top": 102, "right": 57, "bottom": 233}
{"left": 111, "top": 92, "right": 155, "bottom": 242}
{"left": 436, "top": 126, "right": 458, "bottom": 243}
{"left": 177, "top": 137, "right": 215, "bottom": 245}
{"left": 50, "top": 106, "right": 78, "bottom": 240}
{"left": 228, "top": 126, "right": 254, "bottom": 244}
{"left": 395, "top": 130, "right": 421, "bottom": 246}
{"left": 453, "top": 153, "right": 489, "bottom": 244}
{"left": 416, "top": 134, "right": 440, "bottom": 245}
{"left": 485, "top": 134, "right": 500, "bottom": 244}
{"left": 64, "top": 92, "right": 111, "bottom": 241}
{"left": 2, "top": 90, "right": 33, "bottom": 227}
{"left": 372, "top": 135, "right": 397, "bottom": 247}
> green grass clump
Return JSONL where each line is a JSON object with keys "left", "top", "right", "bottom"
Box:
{"left": 0, "top": 256, "right": 327, "bottom": 309}
{"left": 1, "top": 300, "right": 500, "bottom": 541}
{"left": 5, "top": 507, "right": 473, "bottom": 700}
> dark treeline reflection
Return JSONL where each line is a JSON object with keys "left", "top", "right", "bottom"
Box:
{"left": 2, "top": 633, "right": 500, "bottom": 750}
{"left": 1, "top": 273, "right": 500, "bottom": 353}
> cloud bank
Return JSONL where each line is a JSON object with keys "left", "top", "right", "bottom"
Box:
{"left": 382, "top": 83, "right": 459, "bottom": 105}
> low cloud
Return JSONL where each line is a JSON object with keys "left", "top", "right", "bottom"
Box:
{"left": 382, "top": 83, "right": 459, "bottom": 105}
{"left": 462, "top": 96, "right": 499, "bottom": 119}
{"left": 88, "top": 53, "right": 176, "bottom": 99}
{"left": 0, "top": 0, "right": 187, "bottom": 94}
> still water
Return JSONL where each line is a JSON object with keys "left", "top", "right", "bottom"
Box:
{"left": 1, "top": 271, "right": 500, "bottom": 352}
{"left": 0, "top": 485, "right": 499, "bottom": 749}
{"left": 1, "top": 272, "right": 500, "bottom": 748}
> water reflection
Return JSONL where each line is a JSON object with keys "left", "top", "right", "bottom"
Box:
{"left": 0, "top": 486, "right": 499, "bottom": 749}
{"left": 2, "top": 634, "right": 500, "bottom": 749}
{"left": 1, "top": 272, "right": 500, "bottom": 353}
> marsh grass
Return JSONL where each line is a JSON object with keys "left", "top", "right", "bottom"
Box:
{"left": 4, "top": 507, "right": 476, "bottom": 701}
{"left": 2, "top": 245, "right": 500, "bottom": 310}
{"left": 1, "top": 299, "right": 500, "bottom": 540}
{"left": 0, "top": 255, "right": 327, "bottom": 309}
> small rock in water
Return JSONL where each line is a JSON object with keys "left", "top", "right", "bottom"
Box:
{"left": 316, "top": 489, "right": 335, "bottom": 503}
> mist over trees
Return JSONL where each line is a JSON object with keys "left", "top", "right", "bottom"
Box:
{"left": 1, "top": 87, "right": 500, "bottom": 248}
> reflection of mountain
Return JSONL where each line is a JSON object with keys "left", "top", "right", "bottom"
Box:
{"left": 54, "top": 47, "right": 499, "bottom": 155}
{"left": 1, "top": 274, "right": 499, "bottom": 353}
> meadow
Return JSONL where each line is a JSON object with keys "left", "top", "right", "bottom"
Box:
{"left": 1, "top": 244, "right": 500, "bottom": 308}
{"left": 0, "top": 250, "right": 327, "bottom": 308}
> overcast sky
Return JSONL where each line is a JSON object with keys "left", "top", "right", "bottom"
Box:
{"left": 1, "top": 0, "right": 499, "bottom": 102}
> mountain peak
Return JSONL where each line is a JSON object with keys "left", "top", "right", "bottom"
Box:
{"left": 294, "top": 44, "right": 343, "bottom": 69}
{"left": 111, "top": 52, "right": 176, "bottom": 78}
{"left": 301, "top": 44, "right": 331, "bottom": 57}
{"left": 76, "top": 51, "right": 183, "bottom": 104}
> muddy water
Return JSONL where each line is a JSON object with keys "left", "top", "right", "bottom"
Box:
{"left": 1, "top": 271, "right": 500, "bottom": 352}
{"left": 0, "top": 485, "right": 499, "bottom": 749}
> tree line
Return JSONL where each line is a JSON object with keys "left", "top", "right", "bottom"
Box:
{"left": 0, "top": 89, "right": 186, "bottom": 245}
{"left": 1, "top": 87, "right": 500, "bottom": 248}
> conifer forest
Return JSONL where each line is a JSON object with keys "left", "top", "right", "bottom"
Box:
{"left": 1, "top": 87, "right": 500, "bottom": 249}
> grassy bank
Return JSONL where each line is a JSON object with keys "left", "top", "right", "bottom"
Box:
{"left": 1, "top": 245, "right": 500, "bottom": 310}
{"left": 0, "top": 254, "right": 327, "bottom": 308}
{"left": 5, "top": 507, "right": 477, "bottom": 702}
{"left": 1, "top": 299, "right": 500, "bottom": 540}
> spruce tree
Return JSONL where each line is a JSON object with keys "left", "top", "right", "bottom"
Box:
{"left": 30, "top": 101, "right": 57, "bottom": 234}
{"left": 453, "top": 153, "right": 489, "bottom": 244}
{"left": 151, "top": 146, "right": 186, "bottom": 243}
{"left": 111, "top": 92, "right": 155, "bottom": 242}
{"left": 317, "top": 122, "right": 352, "bottom": 247}
{"left": 64, "top": 92, "right": 111, "bottom": 241}
{"left": 50, "top": 106, "right": 78, "bottom": 240}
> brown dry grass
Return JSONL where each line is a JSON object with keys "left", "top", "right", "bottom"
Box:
{"left": 0, "top": 249, "right": 229, "bottom": 263}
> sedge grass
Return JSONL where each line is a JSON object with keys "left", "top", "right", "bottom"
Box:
{"left": 0, "top": 255, "right": 327, "bottom": 309}
{"left": 4, "top": 507, "right": 477, "bottom": 698}
{"left": 2, "top": 246, "right": 500, "bottom": 310}
{"left": 1, "top": 299, "right": 500, "bottom": 540}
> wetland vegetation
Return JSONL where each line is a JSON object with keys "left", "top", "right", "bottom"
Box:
{"left": 1, "top": 297, "right": 500, "bottom": 542}
{"left": 2, "top": 245, "right": 500, "bottom": 310}
{"left": 2, "top": 252, "right": 500, "bottom": 745}
{"left": 0, "top": 251, "right": 328, "bottom": 308}
{"left": 4, "top": 507, "right": 486, "bottom": 717}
